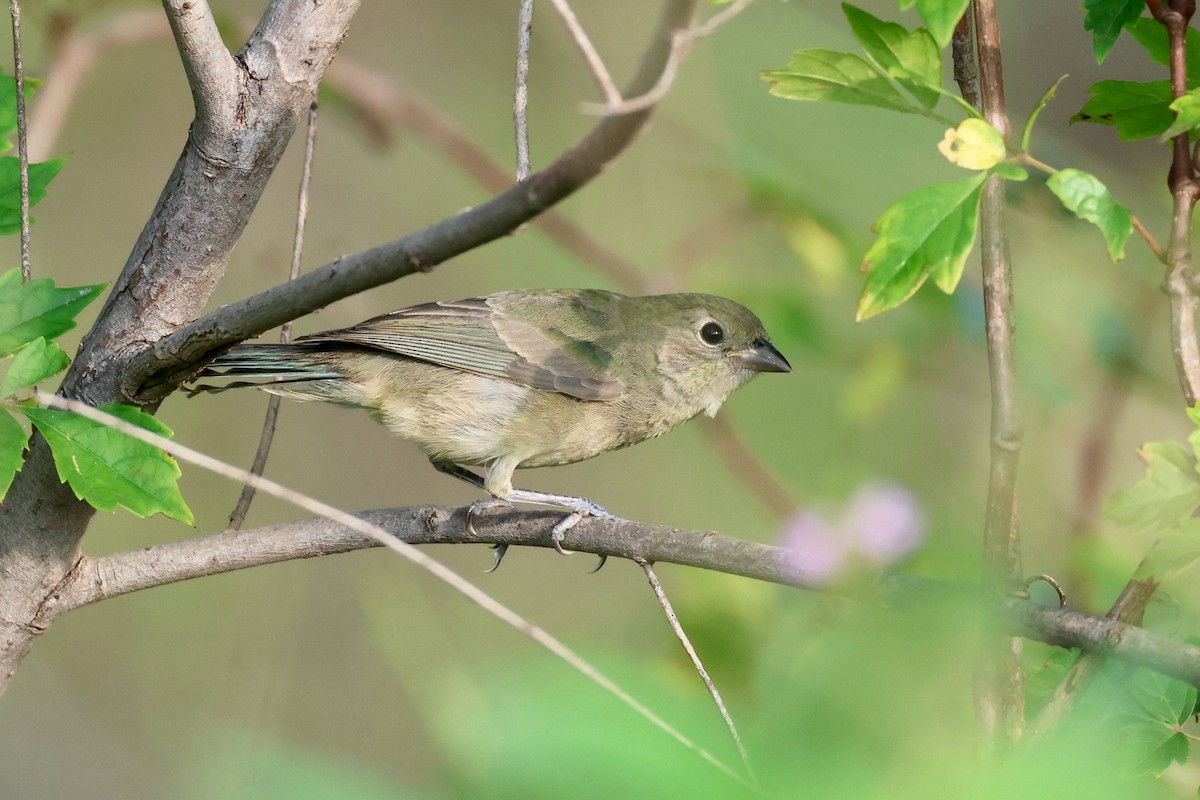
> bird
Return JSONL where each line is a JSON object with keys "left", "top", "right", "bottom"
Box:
{"left": 191, "top": 288, "right": 790, "bottom": 569}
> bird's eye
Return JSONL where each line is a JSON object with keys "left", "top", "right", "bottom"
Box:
{"left": 699, "top": 321, "right": 725, "bottom": 345}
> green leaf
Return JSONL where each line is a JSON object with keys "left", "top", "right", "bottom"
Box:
{"left": 1071, "top": 80, "right": 1174, "bottom": 140}
{"left": 762, "top": 49, "right": 917, "bottom": 113}
{"left": 843, "top": 4, "right": 941, "bottom": 109}
{"left": 19, "top": 404, "right": 193, "bottom": 524}
{"left": 1161, "top": 90, "right": 1200, "bottom": 140}
{"left": 0, "top": 337, "right": 68, "bottom": 396}
{"left": 937, "top": 118, "right": 1006, "bottom": 170}
{"left": 0, "top": 268, "right": 105, "bottom": 357}
{"left": 1143, "top": 518, "right": 1200, "bottom": 579}
{"left": 0, "top": 155, "right": 67, "bottom": 235}
{"left": 1127, "top": 17, "right": 1200, "bottom": 79}
{"left": 0, "top": 71, "right": 38, "bottom": 154}
{"left": 1104, "top": 440, "right": 1200, "bottom": 531}
{"left": 1082, "top": 0, "right": 1146, "bottom": 64}
{"left": 992, "top": 163, "right": 1029, "bottom": 181}
{"left": 897, "top": 0, "right": 970, "bottom": 48}
{"left": 0, "top": 409, "right": 26, "bottom": 499}
{"left": 1045, "top": 168, "right": 1133, "bottom": 261}
{"left": 1021, "top": 74, "right": 1069, "bottom": 152}
{"left": 857, "top": 172, "right": 986, "bottom": 320}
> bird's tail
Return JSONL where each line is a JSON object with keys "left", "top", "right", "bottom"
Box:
{"left": 187, "top": 344, "right": 347, "bottom": 396}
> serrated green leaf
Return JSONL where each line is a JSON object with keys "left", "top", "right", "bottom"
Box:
{"left": 857, "top": 173, "right": 985, "bottom": 320}
{"left": 0, "top": 337, "right": 68, "bottom": 397}
{"left": 762, "top": 49, "right": 917, "bottom": 113}
{"left": 0, "top": 155, "right": 67, "bottom": 235}
{"left": 0, "top": 409, "right": 26, "bottom": 499}
{"left": 1127, "top": 17, "right": 1200, "bottom": 79}
{"left": 937, "top": 118, "right": 1006, "bottom": 169}
{"left": 1161, "top": 90, "right": 1200, "bottom": 140}
{"left": 1021, "top": 74, "right": 1069, "bottom": 152}
{"left": 843, "top": 4, "right": 941, "bottom": 109}
{"left": 897, "top": 0, "right": 970, "bottom": 48}
{"left": 1071, "top": 80, "right": 1174, "bottom": 140}
{"left": 1083, "top": 0, "right": 1147, "bottom": 64}
{"left": 19, "top": 404, "right": 193, "bottom": 524}
{"left": 1105, "top": 440, "right": 1200, "bottom": 531}
{"left": 1046, "top": 168, "right": 1133, "bottom": 261}
{"left": 0, "top": 268, "right": 105, "bottom": 357}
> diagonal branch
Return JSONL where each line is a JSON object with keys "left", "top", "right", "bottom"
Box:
{"left": 127, "top": 0, "right": 701, "bottom": 400}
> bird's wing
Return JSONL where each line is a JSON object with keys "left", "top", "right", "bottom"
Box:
{"left": 296, "top": 295, "right": 625, "bottom": 401}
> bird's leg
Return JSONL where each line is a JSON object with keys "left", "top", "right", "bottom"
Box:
{"left": 504, "top": 488, "right": 615, "bottom": 570}
{"left": 430, "top": 460, "right": 512, "bottom": 570}
{"left": 430, "top": 459, "right": 615, "bottom": 570}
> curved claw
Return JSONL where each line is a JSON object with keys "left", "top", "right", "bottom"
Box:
{"left": 588, "top": 555, "right": 608, "bottom": 574}
{"left": 550, "top": 511, "right": 584, "bottom": 556}
{"left": 484, "top": 543, "right": 509, "bottom": 573}
{"left": 466, "top": 498, "right": 512, "bottom": 536}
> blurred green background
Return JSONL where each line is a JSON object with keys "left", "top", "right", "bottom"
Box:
{"left": 0, "top": 0, "right": 1196, "bottom": 797}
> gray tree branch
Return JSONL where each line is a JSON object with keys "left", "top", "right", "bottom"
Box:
{"left": 33, "top": 507, "right": 1200, "bottom": 692}
{"left": 0, "top": 0, "right": 360, "bottom": 694}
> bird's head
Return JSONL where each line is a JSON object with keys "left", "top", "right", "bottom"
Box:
{"left": 633, "top": 293, "right": 790, "bottom": 418}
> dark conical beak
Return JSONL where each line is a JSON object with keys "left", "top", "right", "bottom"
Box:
{"left": 731, "top": 338, "right": 791, "bottom": 373}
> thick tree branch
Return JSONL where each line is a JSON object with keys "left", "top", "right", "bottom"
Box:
{"left": 30, "top": 507, "right": 1200, "bottom": 692}
{"left": 161, "top": 0, "right": 239, "bottom": 144}
{"left": 0, "top": 0, "right": 360, "bottom": 697}
{"left": 127, "top": 0, "right": 701, "bottom": 400}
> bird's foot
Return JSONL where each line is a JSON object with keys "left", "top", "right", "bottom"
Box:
{"left": 465, "top": 497, "right": 513, "bottom": 536}
{"left": 545, "top": 501, "right": 616, "bottom": 571}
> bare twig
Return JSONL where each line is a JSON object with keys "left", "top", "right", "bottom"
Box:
{"left": 970, "top": 0, "right": 1024, "bottom": 744}
{"left": 227, "top": 102, "right": 319, "bottom": 530}
{"left": 9, "top": 0, "right": 28, "bottom": 281}
{"left": 515, "top": 0, "right": 534, "bottom": 181}
{"left": 325, "top": 59, "right": 646, "bottom": 293}
{"left": 34, "top": 393, "right": 747, "bottom": 787}
{"left": 547, "top": 0, "right": 622, "bottom": 109}
{"left": 582, "top": 0, "right": 752, "bottom": 115}
{"left": 638, "top": 559, "right": 755, "bottom": 782}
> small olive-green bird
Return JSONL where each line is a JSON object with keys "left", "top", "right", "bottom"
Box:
{"left": 193, "top": 289, "right": 789, "bottom": 564}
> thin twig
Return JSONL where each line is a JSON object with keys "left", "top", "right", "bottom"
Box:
{"left": 515, "top": 0, "right": 534, "bottom": 181}
{"left": 227, "top": 102, "right": 319, "bottom": 531}
{"left": 546, "top": 0, "right": 622, "bottom": 109}
{"left": 35, "top": 392, "right": 748, "bottom": 788}
{"left": 9, "top": 0, "right": 29, "bottom": 281}
{"left": 581, "top": 0, "right": 753, "bottom": 115}
{"left": 161, "top": 0, "right": 239, "bottom": 143}
{"left": 637, "top": 559, "right": 755, "bottom": 783}
{"left": 971, "top": 0, "right": 1024, "bottom": 744}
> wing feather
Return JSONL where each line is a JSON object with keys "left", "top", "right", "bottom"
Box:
{"left": 296, "top": 292, "right": 625, "bottom": 401}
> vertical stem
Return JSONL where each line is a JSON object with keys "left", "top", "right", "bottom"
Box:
{"left": 515, "top": 0, "right": 534, "bottom": 181}
{"left": 227, "top": 102, "right": 319, "bottom": 531}
{"left": 1161, "top": 2, "right": 1200, "bottom": 404}
{"left": 972, "top": 0, "right": 1024, "bottom": 743}
{"left": 9, "top": 0, "right": 29, "bottom": 282}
